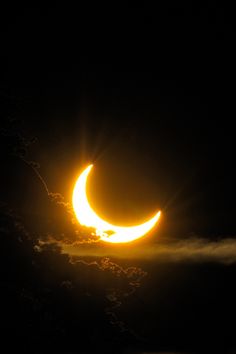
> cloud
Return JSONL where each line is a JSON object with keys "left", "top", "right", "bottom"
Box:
{"left": 61, "top": 237, "right": 236, "bottom": 264}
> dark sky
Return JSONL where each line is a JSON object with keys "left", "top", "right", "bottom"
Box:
{"left": 1, "top": 4, "right": 235, "bottom": 237}
{"left": 1, "top": 4, "right": 236, "bottom": 353}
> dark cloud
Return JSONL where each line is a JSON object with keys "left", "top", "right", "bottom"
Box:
{"left": 0, "top": 205, "right": 147, "bottom": 351}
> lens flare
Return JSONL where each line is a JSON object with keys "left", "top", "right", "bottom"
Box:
{"left": 72, "top": 164, "right": 161, "bottom": 243}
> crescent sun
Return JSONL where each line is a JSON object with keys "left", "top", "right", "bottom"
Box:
{"left": 72, "top": 164, "right": 161, "bottom": 243}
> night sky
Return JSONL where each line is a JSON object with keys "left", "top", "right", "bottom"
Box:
{"left": 1, "top": 4, "right": 236, "bottom": 354}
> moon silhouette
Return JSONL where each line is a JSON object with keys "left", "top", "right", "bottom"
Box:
{"left": 72, "top": 164, "right": 161, "bottom": 243}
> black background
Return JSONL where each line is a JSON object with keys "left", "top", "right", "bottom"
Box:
{"left": 1, "top": 3, "right": 236, "bottom": 353}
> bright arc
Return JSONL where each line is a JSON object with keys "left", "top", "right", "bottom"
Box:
{"left": 72, "top": 164, "right": 161, "bottom": 243}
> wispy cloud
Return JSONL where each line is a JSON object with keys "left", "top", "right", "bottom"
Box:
{"left": 62, "top": 238, "right": 236, "bottom": 264}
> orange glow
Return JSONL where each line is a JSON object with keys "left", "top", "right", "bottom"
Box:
{"left": 72, "top": 164, "right": 161, "bottom": 243}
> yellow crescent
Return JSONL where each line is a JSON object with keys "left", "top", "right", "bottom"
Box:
{"left": 72, "top": 164, "right": 161, "bottom": 243}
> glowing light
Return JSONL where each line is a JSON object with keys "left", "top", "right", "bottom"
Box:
{"left": 72, "top": 164, "right": 161, "bottom": 243}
